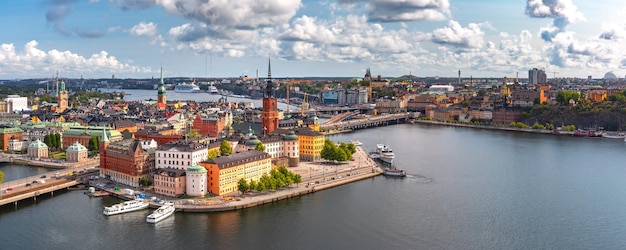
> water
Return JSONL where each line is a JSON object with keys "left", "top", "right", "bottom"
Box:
{"left": 3, "top": 124, "right": 626, "bottom": 249}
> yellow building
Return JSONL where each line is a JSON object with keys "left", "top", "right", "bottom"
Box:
{"left": 294, "top": 127, "right": 324, "bottom": 161}
{"left": 200, "top": 150, "right": 272, "bottom": 196}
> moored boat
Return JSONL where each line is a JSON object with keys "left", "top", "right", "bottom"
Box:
{"left": 146, "top": 202, "right": 176, "bottom": 223}
{"left": 349, "top": 140, "right": 363, "bottom": 146}
{"left": 376, "top": 144, "right": 395, "bottom": 164}
{"left": 174, "top": 82, "right": 202, "bottom": 93}
{"left": 103, "top": 198, "right": 149, "bottom": 216}
{"left": 602, "top": 131, "right": 625, "bottom": 139}
{"left": 208, "top": 85, "right": 219, "bottom": 95}
{"left": 382, "top": 167, "right": 406, "bottom": 177}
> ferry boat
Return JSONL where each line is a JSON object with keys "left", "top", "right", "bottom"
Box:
{"left": 602, "top": 131, "right": 625, "bottom": 139}
{"left": 349, "top": 140, "right": 363, "bottom": 146}
{"left": 376, "top": 144, "right": 395, "bottom": 164}
{"left": 382, "top": 167, "right": 407, "bottom": 177}
{"left": 103, "top": 198, "right": 149, "bottom": 216}
{"left": 146, "top": 202, "right": 176, "bottom": 223}
{"left": 208, "top": 85, "right": 219, "bottom": 95}
{"left": 174, "top": 82, "right": 202, "bottom": 93}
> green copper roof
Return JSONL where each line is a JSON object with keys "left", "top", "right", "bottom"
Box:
{"left": 28, "top": 139, "right": 48, "bottom": 149}
{"left": 186, "top": 165, "right": 207, "bottom": 174}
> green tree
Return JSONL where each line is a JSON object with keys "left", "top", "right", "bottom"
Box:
{"left": 237, "top": 178, "right": 249, "bottom": 194}
{"left": 207, "top": 148, "right": 218, "bottom": 159}
{"left": 0, "top": 170, "right": 4, "bottom": 184}
{"left": 556, "top": 90, "right": 581, "bottom": 105}
{"left": 220, "top": 140, "right": 232, "bottom": 155}
{"left": 43, "top": 134, "right": 52, "bottom": 147}
{"left": 139, "top": 177, "right": 151, "bottom": 186}
{"left": 255, "top": 142, "right": 266, "bottom": 152}
{"left": 88, "top": 136, "right": 99, "bottom": 155}
{"left": 249, "top": 179, "right": 257, "bottom": 191}
{"left": 186, "top": 129, "right": 201, "bottom": 138}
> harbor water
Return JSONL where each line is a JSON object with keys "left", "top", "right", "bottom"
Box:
{"left": 3, "top": 123, "right": 626, "bottom": 249}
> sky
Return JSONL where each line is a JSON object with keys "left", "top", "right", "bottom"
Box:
{"left": 1, "top": 0, "right": 626, "bottom": 80}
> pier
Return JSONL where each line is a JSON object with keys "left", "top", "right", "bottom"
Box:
{"left": 320, "top": 113, "right": 412, "bottom": 132}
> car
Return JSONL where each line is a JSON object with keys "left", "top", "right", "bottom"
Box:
{"left": 25, "top": 183, "right": 31, "bottom": 187}
{"left": 32, "top": 180, "right": 38, "bottom": 184}
{"left": 6, "top": 187, "right": 13, "bottom": 191}
{"left": 41, "top": 175, "right": 46, "bottom": 178}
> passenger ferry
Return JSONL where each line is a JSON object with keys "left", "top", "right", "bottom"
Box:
{"left": 146, "top": 202, "right": 176, "bottom": 223}
{"left": 174, "top": 82, "right": 202, "bottom": 93}
{"left": 208, "top": 85, "right": 219, "bottom": 95}
{"left": 103, "top": 198, "right": 149, "bottom": 216}
{"left": 376, "top": 144, "right": 395, "bottom": 164}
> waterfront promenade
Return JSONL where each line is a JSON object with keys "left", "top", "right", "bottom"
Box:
{"left": 99, "top": 146, "right": 381, "bottom": 213}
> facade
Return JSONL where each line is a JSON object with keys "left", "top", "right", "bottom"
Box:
{"left": 193, "top": 113, "right": 225, "bottom": 137}
{"left": 375, "top": 98, "right": 407, "bottom": 114}
{"left": 99, "top": 138, "right": 152, "bottom": 188}
{"left": 66, "top": 141, "right": 88, "bottom": 162}
{"left": 134, "top": 129, "right": 182, "bottom": 146}
{"left": 511, "top": 86, "right": 546, "bottom": 107}
{"left": 199, "top": 150, "right": 271, "bottom": 196}
{"left": 262, "top": 59, "right": 279, "bottom": 134}
{"left": 57, "top": 80, "right": 69, "bottom": 113}
{"left": 528, "top": 68, "right": 547, "bottom": 85}
{"left": 7, "top": 137, "right": 23, "bottom": 152}
{"left": 294, "top": 127, "right": 324, "bottom": 162}
{"left": 62, "top": 126, "right": 122, "bottom": 149}
{"left": 27, "top": 139, "right": 48, "bottom": 158}
{"left": 4, "top": 95, "right": 28, "bottom": 113}
{"left": 153, "top": 168, "right": 186, "bottom": 197}
{"left": 157, "top": 67, "right": 167, "bottom": 110}
{"left": 0, "top": 127, "right": 23, "bottom": 151}
{"left": 283, "top": 130, "right": 299, "bottom": 167}
{"left": 155, "top": 141, "right": 209, "bottom": 170}
{"left": 185, "top": 165, "right": 207, "bottom": 197}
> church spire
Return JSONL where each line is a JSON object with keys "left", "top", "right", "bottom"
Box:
{"left": 265, "top": 57, "right": 274, "bottom": 98}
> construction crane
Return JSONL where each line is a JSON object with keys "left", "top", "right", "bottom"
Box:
{"left": 552, "top": 71, "right": 559, "bottom": 79}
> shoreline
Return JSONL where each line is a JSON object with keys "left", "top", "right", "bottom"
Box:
{"left": 98, "top": 146, "right": 382, "bottom": 213}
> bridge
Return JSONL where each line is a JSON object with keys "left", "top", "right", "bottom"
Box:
{"left": 0, "top": 178, "right": 83, "bottom": 207}
{"left": 320, "top": 113, "right": 413, "bottom": 132}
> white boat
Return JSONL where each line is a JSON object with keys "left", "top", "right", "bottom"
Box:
{"left": 349, "top": 140, "right": 363, "bottom": 146}
{"left": 382, "top": 167, "right": 406, "bottom": 177}
{"left": 208, "top": 85, "right": 219, "bottom": 95}
{"left": 376, "top": 144, "right": 395, "bottom": 164}
{"left": 602, "top": 131, "right": 625, "bottom": 139}
{"left": 146, "top": 202, "right": 176, "bottom": 223}
{"left": 174, "top": 82, "right": 202, "bottom": 93}
{"left": 103, "top": 198, "right": 149, "bottom": 216}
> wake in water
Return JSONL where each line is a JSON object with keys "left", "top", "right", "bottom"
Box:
{"left": 405, "top": 174, "right": 433, "bottom": 183}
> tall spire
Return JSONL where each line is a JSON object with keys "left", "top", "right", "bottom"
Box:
{"left": 265, "top": 56, "right": 274, "bottom": 98}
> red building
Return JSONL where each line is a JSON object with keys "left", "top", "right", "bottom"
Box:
{"left": 134, "top": 129, "right": 182, "bottom": 146}
{"left": 99, "top": 138, "right": 153, "bottom": 188}
{"left": 192, "top": 113, "right": 225, "bottom": 137}
{"left": 262, "top": 58, "right": 279, "bottom": 134}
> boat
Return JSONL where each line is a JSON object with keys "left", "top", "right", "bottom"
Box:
{"left": 174, "top": 82, "right": 202, "bottom": 93}
{"left": 382, "top": 167, "right": 407, "bottom": 177}
{"left": 376, "top": 144, "right": 395, "bottom": 164}
{"left": 208, "top": 84, "right": 219, "bottom": 95}
{"left": 602, "top": 131, "right": 625, "bottom": 139}
{"left": 103, "top": 198, "right": 149, "bottom": 216}
{"left": 146, "top": 202, "right": 176, "bottom": 223}
{"left": 349, "top": 140, "right": 363, "bottom": 146}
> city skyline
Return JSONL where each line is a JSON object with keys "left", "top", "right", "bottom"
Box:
{"left": 1, "top": 0, "right": 625, "bottom": 79}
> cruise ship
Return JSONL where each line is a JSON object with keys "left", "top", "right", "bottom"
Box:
{"left": 208, "top": 84, "right": 219, "bottom": 95}
{"left": 146, "top": 202, "right": 176, "bottom": 223}
{"left": 103, "top": 198, "right": 149, "bottom": 216}
{"left": 376, "top": 144, "right": 395, "bottom": 164}
{"left": 174, "top": 82, "right": 202, "bottom": 93}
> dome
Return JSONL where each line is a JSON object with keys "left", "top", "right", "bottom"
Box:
{"left": 186, "top": 165, "right": 207, "bottom": 174}
{"left": 66, "top": 141, "right": 87, "bottom": 152}
{"left": 311, "top": 115, "right": 319, "bottom": 121}
{"left": 283, "top": 130, "right": 298, "bottom": 141}
{"left": 245, "top": 135, "right": 261, "bottom": 146}
{"left": 28, "top": 139, "right": 48, "bottom": 149}
{"left": 604, "top": 71, "right": 618, "bottom": 80}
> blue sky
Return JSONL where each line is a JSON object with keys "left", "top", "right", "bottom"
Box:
{"left": 0, "top": 0, "right": 625, "bottom": 79}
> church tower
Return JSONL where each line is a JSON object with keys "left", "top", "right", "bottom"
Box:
{"left": 99, "top": 127, "right": 110, "bottom": 173}
{"left": 57, "top": 79, "right": 69, "bottom": 113}
{"left": 157, "top": 65, "right": 167, "bottom": 110}
{"left": 262, "top": 58, "right": 279, "bottom": 134}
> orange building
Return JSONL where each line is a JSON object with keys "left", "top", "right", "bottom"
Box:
{"left": 192, "top": 113, "right": 225, "bottom": 137}
{"left": 114, "top": 119, "right": 138, "bottom": 134}
{"left": 262, "top": 58, "right": 279, "bottom": 134}
{"left": 134, "top": 129, "right": 182, "bottom": 146}
{"left": 587, "top": 89, "right": 607, "bottom": 103}
{"left": 0, "top": 127, "right": 23, "bottom": 151}
{"left": 153, "top": 168, "right": 187, "bottom": 197}
{"left": 99, "top": 138, "right": 152, "bottom": 187}
{"left": 200, "top": 150, "right": 271, "bottom": 196}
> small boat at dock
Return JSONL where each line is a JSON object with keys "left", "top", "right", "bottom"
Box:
{"left": 103, "top": 198, "right": 149, "bottom": 216}
{"left": 146, "top": 202, "right": 176, "bottom": 223}
{"left": 382, "top": 167, "right": 407, "bottom": 177}
{"left": 349, "top": 140, "right": 363, "bottom": 146}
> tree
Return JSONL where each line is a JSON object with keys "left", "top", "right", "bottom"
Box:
{"left": 249, "top": 179, "right": 257, "bottom": 191}
{"left": 237, "top": 178, "right": 249, "bottom": 194}
{"left": 219, "top": 140, "right": 232, "bottom": 155}
{"left": 556, "top": 90, "right": 581, "bottom": 105}
{"left": 139, "top": 177, "right": 151, "bottom": 186}
{"left": 186, "top": 129, "right": 201, "bottom": 138}
{"left": 0, "top": 170, "right": 4, "bottom": 184}
{"left": 255, "top": 142, "right": 266, "bottom": 152}
{"left": 207, "top": 148, "right": 218, "bottom": 159}
{"left": 88, "top": 136, "right": 99, "bottom": 155}
{"left": 43, "top": 134, "right": 52, "bottom": 147}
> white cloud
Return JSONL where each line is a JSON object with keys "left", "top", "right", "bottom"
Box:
{"left": 0, "top": 41, "right": 150, "bottom": 78}
{"left": 431, "top": 21, "right": 485, "bottom": 48}
{"left": 338, "top": 0, "right": 451, "bottom": 22}
{"left": 525, "top": 0, "right": 585, "bottom": 24}
{"left": 130, "top": 22, "right": 158, "bottom": 36}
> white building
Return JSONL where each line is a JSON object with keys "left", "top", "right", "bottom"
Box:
{"left": 4, "top": 95, "right": 28, "bottom": 113}
{"left": 155, "top": 141, "right": 208, "bottom": 170}
{"left": 429, "top": 85, "right": 454, "bottom": 92}
{"left": 185, "top": 165, "right": 207, "bottom": 197}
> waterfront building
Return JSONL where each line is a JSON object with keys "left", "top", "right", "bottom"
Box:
{"left": 100, "top": 137, "right": 153, "bottom": 188}
{"left": 511, "top": 85, "right": 546, "bottom": 108}
{"left": 154, "top": 168, "right": 186, "bottom": 197}
{"left": 0, "top": 126, "right": 23, "bottom": 151}
{"left": 283, "top": 130, "right": 299, "bottom": 167}
{"left": 294, "top": 127, "right": 324, "bottom": 162}
{"left": 375, "top": 97, "right": 407, "bottom": 114}
{"left": 155, "top": 140, "right": 209, "bottom": 170}
{"left": 66, "top": 141, "right": 88, "bottom": 162}
{"left": 185, "top": 165, "right": 207, "bottom": 197}
{"left": 27, "top": 139, "right": 48, "bottom": 159}
{"left": 199, "top": 150, "right": 271, "bottom": 196}
{"left": 62, "top": 126, "right": 122, "bottom": 149}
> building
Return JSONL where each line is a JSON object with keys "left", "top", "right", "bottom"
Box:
{"left": 99, "top": 137, "right": 153, "bottom": 188}
{"left": 153, "top": 168, "right": 186, "bottom": 197}
{"left": 528, "top": 68, "right": 547, "bottom": 85}
{"left": 0, "top": 126, "right": 23, "bottom": 151}
{"left": 157, "top": 66, "right": 167, "bottom": 110}
{"left": 294, "top": 127, "right": 324, "bottom": 162}
{"left": 57, "top": 80, "right": 69, "bottom": 113}
{"left": 155, "top": 140, "right": 209, "bottom": 170}
{"left": 283, "top": 130, "right": 299, "bottom": 167}
{"left": 199, "top": 150, "right": 272, "bottom": 196}
{"left": 27, "top": 139, "right": 48, "bottom": 158}
{"left": 185, "top": 165, "right": 207, "bottom": 197}
{"left": 262, "top": 58, "right": 279, "bottom": 134}
{"left": 4, "top": 95, "right": 28, "bottom": 113}
{"left": 66, "top": 141, "right": 88, "bottom": 162}
{"left": 511, "top": 86, "right": 546, "bottom": 107}
{"left": 193, "top": 113, "right": 225, "bottom": 137}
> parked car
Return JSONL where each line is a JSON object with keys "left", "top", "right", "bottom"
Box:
{"left": 41, "top": 175, "right": 46, "bottom": 178}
